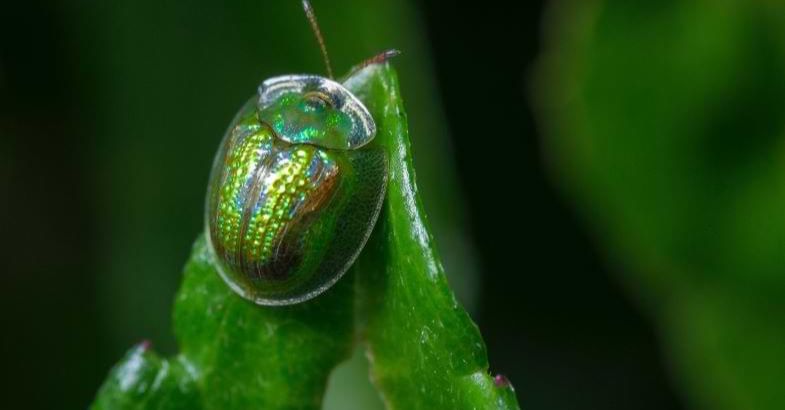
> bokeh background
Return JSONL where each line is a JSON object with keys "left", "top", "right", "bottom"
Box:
{"left": 3, "top": 1, "right": 783, "bottom": 409}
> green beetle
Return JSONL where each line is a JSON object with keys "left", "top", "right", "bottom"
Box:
{"left": 205, "top": 1, "right": 397, "bottom": 305}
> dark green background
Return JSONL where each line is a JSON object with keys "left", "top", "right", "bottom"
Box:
{"left": 7, "top": 0, "right": 765, "bottom": 409}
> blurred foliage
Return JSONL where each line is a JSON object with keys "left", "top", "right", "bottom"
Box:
{"left": 535, "top": 1, "right": 785, "bottom": 409}
{"left": 93, "top": 65, "right": 518, "bottom": 410}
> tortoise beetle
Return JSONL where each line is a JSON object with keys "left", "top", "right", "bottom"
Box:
{"left": 205, "top": 1, "right": 397, "bottom": 305}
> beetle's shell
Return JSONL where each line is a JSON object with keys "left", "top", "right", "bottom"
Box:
{"left": 206, "top": 98, "right": 387, "bottom": 305}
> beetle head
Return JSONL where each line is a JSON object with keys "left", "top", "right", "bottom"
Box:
{"left": 257, "top": 75, "right": 376, "bottom": 150}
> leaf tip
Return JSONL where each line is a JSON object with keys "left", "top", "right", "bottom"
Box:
{"left": 493, "top": 374, "right": 511, "bottom": 388}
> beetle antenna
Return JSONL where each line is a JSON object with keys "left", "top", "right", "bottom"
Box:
{"left": 302, "top": 0, "right": 334, "bottom": 79}
{"left": 343, "top": 49, "right": 401, "bottom": 80}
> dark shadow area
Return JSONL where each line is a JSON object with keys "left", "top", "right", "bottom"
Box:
{"left": 420, "top": 1, "right": 684, "bottom": 409}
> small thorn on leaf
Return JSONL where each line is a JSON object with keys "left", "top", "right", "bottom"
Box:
{"left": 493, "top": 374, "right": 510, "bottom": 388}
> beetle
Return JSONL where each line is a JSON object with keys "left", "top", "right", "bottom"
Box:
{"left": 205, "top": 0, "right": 398, "bottom": 305}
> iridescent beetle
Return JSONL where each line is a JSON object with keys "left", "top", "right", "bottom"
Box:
{"left": 205, "top": 1, "right": 398, "bottom": 305}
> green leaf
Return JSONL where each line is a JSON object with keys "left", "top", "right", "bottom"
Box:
{"left": 92, "top": 65, "right": 518, "bottom": 410}
{"left": 93, "top": 236, "right": 355, "bottom": 410}
{"left": 346, "top": 66, "right": 520, "bottom": 410}
{"left": 534, "top": 1, "right": 785, "bottom": 409}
